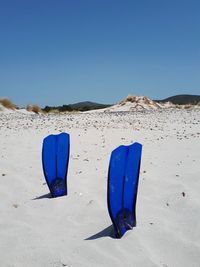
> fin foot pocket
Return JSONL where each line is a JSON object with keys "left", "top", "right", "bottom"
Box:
{"left": 51, "top": 178, "right": 66, "bottom": 197}
{"left": 115, "top": 209, "right": 135, "bottom": 238}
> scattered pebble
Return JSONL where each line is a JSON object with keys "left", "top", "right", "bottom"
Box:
{"left": 182, "top": 192, "right": 186, "bottom": 197}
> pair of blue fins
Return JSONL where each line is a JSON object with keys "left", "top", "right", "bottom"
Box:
{"left": 42, "top": 132, "right": 142, "bottom": 238}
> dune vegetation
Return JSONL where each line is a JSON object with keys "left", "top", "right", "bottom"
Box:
{"left": 0, "top": 98, "right": 17, "bottom": 110}
{"left": 26, "top": 104, "right": 41, "bottom": 114}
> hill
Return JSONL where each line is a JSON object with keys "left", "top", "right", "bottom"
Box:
{"left": 157, "top": 94, "right": 200, "bottom": 105}
{"left": 69, "top": 101, "right": 111, "bottom": 111}
{"left": 42, "top": 101, "right": 111, "bottom": 112}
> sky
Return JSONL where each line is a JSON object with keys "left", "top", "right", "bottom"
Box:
{"left": 0, "top": 0, "right": 199, "bottom": 107}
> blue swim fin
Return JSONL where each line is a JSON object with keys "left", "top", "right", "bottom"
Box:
{"left": 107, "top": 142, "right": 142, "bottom": 238}
{"left": 42, "top": 132, "right": 70, "bottom": 198}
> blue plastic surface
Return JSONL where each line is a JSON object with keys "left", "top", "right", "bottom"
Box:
{"left": 107, "top": 142, "right": 142, "bottom": 238}
{"left": 42, "top": 133, "right": 70, "bottom": 197}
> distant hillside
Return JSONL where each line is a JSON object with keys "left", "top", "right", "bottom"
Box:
{"left": 42, "top": 101, "right": 111, "bottom": 112}
{"left": 157, "top": 95, "right": 200, "bottom": 105}
{"left": 69, "top": 101, "right": 111, "bottom": 111}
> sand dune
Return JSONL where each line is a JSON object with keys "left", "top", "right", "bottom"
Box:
{"left": 0, "top": 109, "right": 200, "bottom": 267}
{"left": 85, "top": 96, "right": 200, "bottom": 113}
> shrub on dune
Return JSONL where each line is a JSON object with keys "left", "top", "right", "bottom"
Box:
{"left": 26, "top": 104, "right": 41, "bottom": 114}
{"left": 184, "top": 104, "right": 192, "bottom": 109}
{"left": 0, "top": 98, "right": 17, "bottom": 110}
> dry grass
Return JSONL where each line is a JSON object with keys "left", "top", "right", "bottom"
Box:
{"left": 184, "top": 104, "right": 192, "bottom": 109}
{"left": 26, "top": 104, "right": 41, "bottom": 114}
{"left": 0, "top": 98, "right": 17, "bottom": 110}
{"left": 125, "top": 95, "right": 137, "bottom": 103}
{"left": 120, "top": 95, "right": 151, "bottom": 105}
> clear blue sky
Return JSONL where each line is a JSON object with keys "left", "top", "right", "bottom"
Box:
{"left": 0, "top": 0, "right": 199, "bottom": 106}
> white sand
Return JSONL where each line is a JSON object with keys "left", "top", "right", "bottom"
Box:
{"left": 0, "top": 109, "right": 200, "bottom": 267}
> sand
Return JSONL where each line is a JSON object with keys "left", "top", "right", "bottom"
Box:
{"left": 0, "top": 109, "right": 200, "bottom": 267}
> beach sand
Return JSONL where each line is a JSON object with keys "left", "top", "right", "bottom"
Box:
{"left": 0, "top": 109, "right": 200, "bottom": 267}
